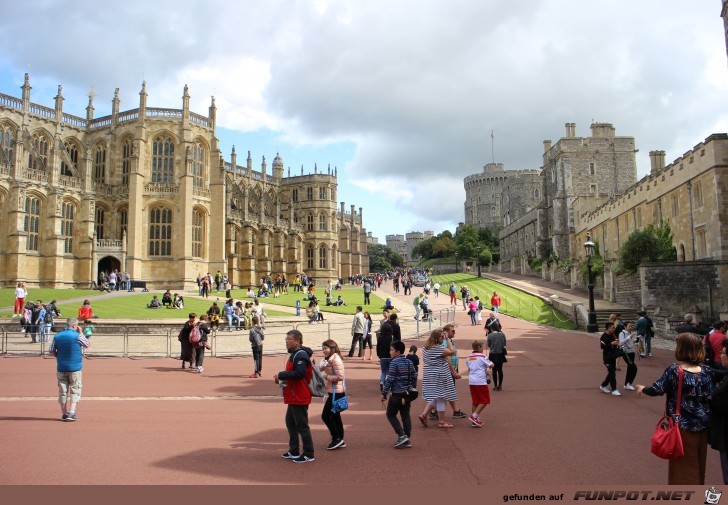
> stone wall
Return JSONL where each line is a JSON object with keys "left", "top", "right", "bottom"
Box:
{"left": 614, "top": 271, "right": 641, "bottom": 309}
{"left": 641, "top": 261, "right": 724, "bottom": 319}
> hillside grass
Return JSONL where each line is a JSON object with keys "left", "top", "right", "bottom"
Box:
{"left": 432, "top": 273, "right": 577, "bottom": 330}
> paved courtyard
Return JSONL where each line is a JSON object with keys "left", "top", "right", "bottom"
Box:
{"left": 0, "top": 281, "right": 722, "bottom": 485}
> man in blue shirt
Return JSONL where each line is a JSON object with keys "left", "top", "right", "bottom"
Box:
{"left": 49, "top": 318, "right": 90, "bottom": 422}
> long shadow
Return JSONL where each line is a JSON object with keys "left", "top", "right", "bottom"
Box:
{"left": 0, "top": 416, "right": 60, "bottom": 422}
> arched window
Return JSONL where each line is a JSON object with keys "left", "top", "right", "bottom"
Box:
{"left": 29, "top": 133, "right": 49, "bottom": 171}
{"left": 0, "top": 124, "right": 16, "bottom": 168}
{"left": 319, "top": 244, "right": 327, "bottom": 269}
{"left": 307, "top": 213, "right": 314, "bottom": 231}
{"left": 193, "top": 142, "right": 204, "bottom": 189}
{"left": 149, "top": 207, "right": 173, "bottom": 256}
{"left": 94, "top": 143, "right": 106, "bottom": 183}
{"left": 192, "top": 209, "right": 204, "bottom": 257}
{"left": 121, "top": 139, "right": 132, "bottom": 186}
{"left": 151, "top": 135, "right": 175, "bottom": 184}
{"left": 61, "top": 140, "right": 78, "bottom": 177}
{"left": 62, "top": 201, "right": 75, "bottom": 253}
{"left": 306, "top": 244, "right": 314, "bottom": 270}
{"left": 534, "top": 189, "right": 540, "bottom": 200}
{"left": 24, "top": 196, "right": 40, "bottom": 251}
{"left": 319, "top": 213, "right": 327, "bottom": 231}
{"left": 119, "top": 208, "right": 128, "bottom": 240}
{"left": 95, "top": 208, "right": 105, "bottom": 239}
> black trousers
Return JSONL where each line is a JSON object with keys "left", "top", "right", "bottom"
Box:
{"left": 285, "top": 404, "right": 314, "bottom": 457}
{"left": 348, "top": 334, "right": 363, "bottom": 357}
{"left": 364, "top": 292, "right": 370, "bottom": 304}
{"left": 252, "top": 345, "right": 262, "bottom": 373}
{"left": 623, "top": 352, "right": 637, "bottom": 385}
{"left": 321, "top": 393, "right": 346, "bottom": 442}
{"left": 601, "top": 358, "right": 617, "bottom": 390}
{"left": 386, "top": 395, "right": 412, "bottom": 438}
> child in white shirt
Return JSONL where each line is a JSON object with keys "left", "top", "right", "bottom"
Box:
{"left": 466, "top": 340, "right": 493, "bottom": 427}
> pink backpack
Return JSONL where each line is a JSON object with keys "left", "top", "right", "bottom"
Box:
{"left": 189, "top": 323, "right": 202, "bottom": 343}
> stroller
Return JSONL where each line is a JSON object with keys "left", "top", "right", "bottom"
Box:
{"left": 419, "top": 301, "right": 433, "bottom": 321}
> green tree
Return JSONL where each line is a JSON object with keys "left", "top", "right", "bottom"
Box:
{"left": 454, "top": 224, "right": 480, "bottom": 261}
{"left": 478, "top": 247, "right": 493, "bottom": 267}
{"left": 411, "top": 236, "right": 437, "bottom": 260}
{"left": 617, "top": 224, "right": 677, "bottom": 274}
{"left": 368, "top": 244, "right": 404, "bottom": 272}
{"left": 432, "top": 236, "right": 456, "bottom": 258}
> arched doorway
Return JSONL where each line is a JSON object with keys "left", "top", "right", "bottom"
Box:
{"left": 98, "top": 255, "right": 121, "bottom": 283}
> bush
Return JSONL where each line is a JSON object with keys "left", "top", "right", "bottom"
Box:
{"left": 617, "top": 224, "right": 677, "bottom": 274}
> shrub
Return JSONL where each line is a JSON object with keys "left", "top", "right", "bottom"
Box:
{"left": 617, "top": 224, "right": 677, "bottom": 274}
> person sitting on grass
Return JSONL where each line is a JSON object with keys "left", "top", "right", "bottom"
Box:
{"left": 384, "top": 298, "right": 397, "bottom": 311}
{"left": 148, "top": 295, "right": 162, "bottom": 309}
{"left": 246, "top": 288, "right": 255, "bottom": 298}
{"left": 334, "top": 296, "right": 347, "bottom": 307}
{"left": 326, "top": 294, "right": 333, "bottom": 306}
{"left": 173, "top": 293, "right": 184, "bottom": 310}
{"left": 306, "top": 301, "right": 318, "bottom": 324}
{"left": 162, "top": 290, "right": 173, "bottom": 307}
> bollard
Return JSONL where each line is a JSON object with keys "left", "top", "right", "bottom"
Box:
{"left": 296, "top": 300, "right": 301, "bottom": 317}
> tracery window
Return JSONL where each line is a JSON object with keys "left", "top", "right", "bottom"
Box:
{"left": 149, "top": 207, "right": 172, "bottom": 256}
{"left": 307, "top": 214, "right": 314, "bottom": 231}
{"left": 319, "top": 244, "right": 327, "bottom": 269}
{"left": 192, "top": 209, "right": 204, "bottom": 257}
{"left": 24, "top": 196, "right": 40, "bottom": 251}
{"left": 94, "top": 143, "right": 107, "bottom": 183}
{"left": 95, "top": 208, "right": 105, "bottom": 240}
{"left": 119, "top": 208, "right": 128, "bottom": 240}
{"left": 121, "top": 139, "right": 131, "bottom": 186}
{"left": 62, "top": 201, "right": 75, "bottom": 253}
{"left": 306, "top": 244, "right": 314, "bottom": 270}
{"left": 319, "top": 213, "right": 327, "bottom": 231}
{"left": 151, "top": 135, "right": 175, "bottom": 184}
{"left": 29, "top": 133, "right": 49, "bottom": 171}
{"left": 0, "top": 124, "right": 15, "bottom": 168}
{"left": 61, "top": 140, "right": 78, "bottom": 176}
{"left": 192, "top": 142, "right": 204, "bottom": 189}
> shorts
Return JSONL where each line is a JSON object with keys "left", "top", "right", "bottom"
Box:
{"left": 57, "top": 370, "right": 83, "bottom": 404}
{"left": 469, "top": 384, "right": 490, "bottom": 406}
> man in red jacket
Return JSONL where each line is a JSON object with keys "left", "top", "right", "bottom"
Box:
{"left": 275, "top": 329, "right": 315, "bottom": 463}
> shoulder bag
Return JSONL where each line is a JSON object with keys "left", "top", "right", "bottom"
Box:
{"left": 650, "top": 365, "right": 685, "bottom": 460}
{"left": 402, "top": 362, "right": 419, "bottom": 404}
{"left": 331, "top": 377, "right": 349, "bottom": 414}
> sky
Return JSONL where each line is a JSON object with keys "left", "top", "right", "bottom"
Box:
{"left": 1, "top": 0, "right": 727, "bottom": 241}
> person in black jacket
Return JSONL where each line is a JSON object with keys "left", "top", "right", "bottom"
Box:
{"left": 709, "top": 337, "right": 728, "bottom": 484}
{"left": 377, "top": 317, "right": 394, "bottom": 391}
{"left": 178, "top": 313, "right": 197, "bottom": 369}
{"left": 599, "top": 322, "right": 621, "bottom": 396}
{"left": 389, "top": 313, "right": 402, "bottom": 342}
{"left": 191, "top": 314, "right": 211, "bottom": 374}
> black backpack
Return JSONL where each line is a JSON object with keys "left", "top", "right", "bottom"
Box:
{"left": 43, "top": 311, "right": 53, "bottom": 324}
{"left": 704, "top": 335, "right": 715, "bottom": 364}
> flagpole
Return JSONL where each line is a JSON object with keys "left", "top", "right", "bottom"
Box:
{"left": 491, "top": 130, "right": 495, "bottom": 164}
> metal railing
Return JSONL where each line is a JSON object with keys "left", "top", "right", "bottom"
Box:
{"left": 0, "top": 308, "right": 455, "bottom": 358}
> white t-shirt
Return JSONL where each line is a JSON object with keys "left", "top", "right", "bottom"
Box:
{"left": 15, "top": 287, "right": 27, "bottom": 299}
{"left": 466, "top": 352, "right": 493, "bottom": 386}
{"left": 433, "top": 283, "right": 440, "bottom": 290}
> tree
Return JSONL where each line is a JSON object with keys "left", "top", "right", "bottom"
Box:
{"left": 411, "top": 236, "right": 437, "bottom": 260}
{"left": 478, "top": 247, "right": 493, "bottom": 267}
{"left": 617, "top": 224, "right": 677, "bottom": 274}
{"left": 432, "top": 236, "right": 456, "bottom": 258}
{"left": 454, "top": 224, "right": 480, "bottom": 261}
{"left": 368, "top": 244, "right": 404, "bottom": 272}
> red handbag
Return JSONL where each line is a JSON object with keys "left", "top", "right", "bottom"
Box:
{"left": 650, "top": 365, "right": 685, "bottom": 460}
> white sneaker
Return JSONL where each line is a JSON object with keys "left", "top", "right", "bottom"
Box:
{"left": 599, "top": 385, "right": 611, "bottom": 394}
{"left": 624, "top": 383, "right": 635, "bottom": 391}
{"left": 611, "top": 389, "right": 622, "bottom": 396}
{"left": 198, "top": 366, "right": 204, "bottom": 374}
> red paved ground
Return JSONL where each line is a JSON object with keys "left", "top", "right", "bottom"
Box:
{"left": 0, "top": 285, "right": 722, "bottom": 485}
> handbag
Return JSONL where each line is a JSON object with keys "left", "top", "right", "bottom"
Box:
{"left": 650, "top": 365, "right": 685, "bottom": 460}
{"left": 331, "top": 378, "right": 349, "bottom": 414}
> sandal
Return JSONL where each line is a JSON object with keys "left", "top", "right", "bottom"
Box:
{"left": 418, "top": 414, "right": 428, "bottom": 427}
{"left": 438, "top": 422, "right": 454, "bottom": 429}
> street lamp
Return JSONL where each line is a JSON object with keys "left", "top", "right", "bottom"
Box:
{"left": 584, "top": 233, "right": 598, "bottom": 333}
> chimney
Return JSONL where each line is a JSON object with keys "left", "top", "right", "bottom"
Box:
{"left": 649, "top": 150, "right": 666, "bottom": 175}
{"left": 543, "top": 140, "right": 552, "bottom": 153}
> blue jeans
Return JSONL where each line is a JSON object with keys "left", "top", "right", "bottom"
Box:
{"left": 470, "top": 312, "right": 477, "bottom": 325}
{"left": 379, "top": 358, "right": 392, "bottom": 384}
{"left": 414, "top": 306, "right": 421, "bottom": 320}
{"left": 227, "top": 314, "right": 240, "bottom": 331}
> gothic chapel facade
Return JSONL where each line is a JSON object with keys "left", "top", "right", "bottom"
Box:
{"left": 0, "top": 74, "right": 368, "bottom": 289}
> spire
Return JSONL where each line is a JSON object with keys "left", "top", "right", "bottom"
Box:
{"left": 208, "top": 95, "right": 216, "bottom": 130}
{"left": 54, "top": 85, "right": 64, "bottom": 116}
{"left": 139, "top": 80, "right": 147, "bottom": 110}
{"left": 182, "top": 83, "right": 190, "bottom": 111}
{"left": 328, "top": 163, "right": 331, "bottom": 175}
{"left": 21, "top": 73, "right": 31, "bottom": 106}
{"left": 112, "top": 87, "right": 120, "bottom": 116}
{"left": 314, "top": 163, "right": 318, "bottom": 174}
{"left": 301, "top": 165, "right": 304, "bottom": 175}
{"left": 86, "top": 84, "right": 95, "bottom": 121}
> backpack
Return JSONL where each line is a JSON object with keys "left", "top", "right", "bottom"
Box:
{"left": 297, "top": 352, "right": 326, "bottom": 398}
{"left": 43, "top": 311, "right": 53, "bottom": 324}
{"left": 189, "top": 323, "right": 202, "bottom": 343}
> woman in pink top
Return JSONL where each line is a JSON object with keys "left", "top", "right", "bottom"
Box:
{"left": 468, "top": 298, "right": 479, "bottom": 326}
{"left": 320, "top": 339, "right": 347, "bottom": 450}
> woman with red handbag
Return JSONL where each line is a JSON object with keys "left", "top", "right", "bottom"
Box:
{"left": 636, "top": 333, "right": 715, "bottom": 484}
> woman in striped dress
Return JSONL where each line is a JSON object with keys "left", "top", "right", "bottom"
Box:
{"left": 418, "top": 329, "right": 457, "bottom": 428}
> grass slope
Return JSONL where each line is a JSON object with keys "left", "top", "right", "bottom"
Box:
{"left": 0, "top": 288, "right": 103, "bottom": 309}
{"left": 432, "top": 273, "right": 576, "bottom": 330}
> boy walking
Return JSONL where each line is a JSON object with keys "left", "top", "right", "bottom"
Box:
{"left": 466, "top": 340, "right": 493, "bottom": 427}
{"left": 381, "top": 341, "right": 417, "bottom": 448}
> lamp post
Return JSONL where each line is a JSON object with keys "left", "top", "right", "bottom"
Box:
{"left": 584, "top": 233, "right": 598, "bottom": 333}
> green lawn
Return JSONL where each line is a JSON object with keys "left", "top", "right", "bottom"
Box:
{"left": 213, "top": 285, "right": 392, "bottom": 316}
{"left": 432, "top": 273, "right": 577, "bottom": 330}
{"left": 4, "top": 294, "right": 290, "bottom": 320}
{"left": 0, "top": 288, "right": 103, "bottom": 311}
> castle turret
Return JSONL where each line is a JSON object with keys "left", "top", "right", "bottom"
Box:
{"left": 54, "top": 85, "right": 64, "bottom": 118}
{"left": 273, "top": 153, "right": 283, "bottom": 181}
{"left": 649, "top": 150, "right": 666, "bottom": 176}
{"left": 231, "top": 146, "right": 237, "bottom": 170}
{"left": 86, "top": 85, "right": 95, "bottom": 121}
{"left": 21, "top": 73, "right": 31, "bottom": 110}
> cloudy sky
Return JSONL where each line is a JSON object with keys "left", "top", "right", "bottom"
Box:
{"left": 1, "top": 0, "right": 727, "bottom": 241}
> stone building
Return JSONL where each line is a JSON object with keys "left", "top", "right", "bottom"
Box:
{"left": 385, "top": 231, "right": 434, "bottom": 263}
{"left": 572, "top": 133, "right": 728, "bottom": 314}
{"left": 499, "top": 122, "right": 637, "bottom": 272}
{"left": 0, "top": 74, "right": 368, "bottom": 289}
{"left": 463, "top": 162, "right": 541, "bottom": 231}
